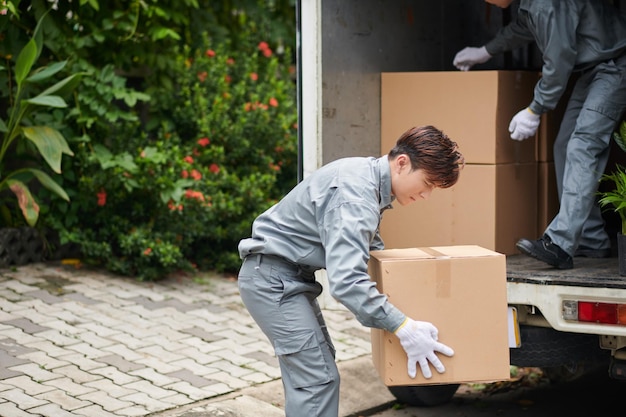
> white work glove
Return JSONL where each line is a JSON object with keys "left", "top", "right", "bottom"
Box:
{"left": 509, "top": 108, "right": 540, "bottom": 141}
{"left": 394, "top": 318, "right": 454, "bottom": 379}
{"left": 452, "top": 46, "right": 492, "bottom": 71}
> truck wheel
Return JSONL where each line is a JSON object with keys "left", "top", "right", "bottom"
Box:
{"left": 510, "top": 325, "right": 607, "bottom": 368}
{"left": 387, "top": 384, "right": 460, "bottom": 406}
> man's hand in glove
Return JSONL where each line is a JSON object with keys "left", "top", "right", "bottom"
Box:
{"left": 394, "top": 318, "right": 454, "bottom": 379}
{"left": 452, "top": 46, "right": 492, "bottom": 71}
{"left": 509, "top": 108, "right": 540, "bottom": 141}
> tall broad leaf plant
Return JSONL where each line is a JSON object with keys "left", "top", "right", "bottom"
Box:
{"left": 0, "top": 14, "right": 82, "bottom": 227}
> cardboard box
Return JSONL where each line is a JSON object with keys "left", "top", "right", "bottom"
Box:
{"left": 381, "top": 71, "right": 538, "bottom": 164}
{"left": 369, "top": 246, "right": 510, "bottom": 386}
{"left": 380, "top": 163, "right": 538, "bottom": 255}
{"left": 537, "top": 162, "right": 559, "bottom": 236}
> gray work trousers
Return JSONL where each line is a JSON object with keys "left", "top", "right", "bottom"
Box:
{"left": 238, "top": 254, "right": 340, "bottom": 417}
{"left": 549, "top": 53, "right": 626, "bottom": 255}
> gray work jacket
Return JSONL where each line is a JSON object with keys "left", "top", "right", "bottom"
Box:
{"left": 485, "top": 0, "right": 626, "bottom": 114}
{"left": 238, "top": 155, "right": 406, "bottom": 333}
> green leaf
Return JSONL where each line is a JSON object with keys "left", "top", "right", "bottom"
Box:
{"left": 24, "top": 95, "right": 68, "bottom": 108}
{"left": 22, "top": 126, "right": 75, "bottom": 173}
{"left": 14, "top": 38, "right": 37, "bottom": 85}
{"left": 38, "top": 73, "right": 86, "bottom": 98}
{"left": 7, "top": 179, "right": 39, "bottom": 227}
{"left": 0, "top": 118, "right": 7, "bottom": 133}
{"left": 151, "top": 27, "right": 181, "bottom": 41}
{"left": 28, "top": 168, "right": 70, "bottom": 201}
{"left": 27, "top": 61, "right": 68, "bottom": 83}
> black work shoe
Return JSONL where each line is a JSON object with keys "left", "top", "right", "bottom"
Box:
{"left": 574, "top": 247, "right": 612, "bottom": 258}
{"left": 516, "top": 235, "right": 573, "bottom": 269}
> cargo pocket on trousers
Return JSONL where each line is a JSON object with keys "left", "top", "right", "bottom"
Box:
{"left": 274, "top": 330, "right": 333, "bottom": 389}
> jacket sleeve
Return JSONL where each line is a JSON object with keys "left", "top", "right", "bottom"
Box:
{"left": 526, "top": 4, "right": 578, "bottom": 114}
{"left": 484, "top": 16, "right": 535, "bottom": 56}
{"left": 320, "top": 201, "right": 405, "bottom": 332}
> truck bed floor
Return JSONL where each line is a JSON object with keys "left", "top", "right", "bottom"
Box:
{"left": 506, "top": 254, "right": 626, "bottom": 289}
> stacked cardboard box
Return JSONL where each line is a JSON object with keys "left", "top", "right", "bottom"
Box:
{"left": 368, "top": 246, "right": 510, "bottom": 385}
{"left": 380, "top": 71, "right": 540, "bottom": 255}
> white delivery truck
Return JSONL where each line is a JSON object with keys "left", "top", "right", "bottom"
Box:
{"left": 296, "top": 0, "right": 626, "bottom": 406}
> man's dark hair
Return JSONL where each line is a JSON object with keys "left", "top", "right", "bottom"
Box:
{"left": 388, "top": 125, "right": 465, "bottom": 188}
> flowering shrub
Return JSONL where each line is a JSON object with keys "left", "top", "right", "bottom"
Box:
{"left": 45, "top": 29, "right": 297, "bottom": 279}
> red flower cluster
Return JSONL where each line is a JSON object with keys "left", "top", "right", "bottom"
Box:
{"left": 258, "top": 41, "right": 272, "bottom": 58}
{"left": 185, "top": 189, "right": 205, "bottom": 201}
{"left": 168, "top": 201, "right": 183, "bottom": 212}
{"left": 97, "top": 189, "right": 107, "bottom": 206}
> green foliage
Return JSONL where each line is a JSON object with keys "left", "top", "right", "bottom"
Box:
{"left": 599, "top": 121, "right": 626, "bottom": 235}
{"left": 0, "top": 12, "right": 82, "bottom": 227}
{"left": 1, "top": 0, "right": 297, "bottom": 279}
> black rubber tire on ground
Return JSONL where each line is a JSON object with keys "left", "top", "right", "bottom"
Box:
{"left": 510, "top": 325, "right": 608, "bottom": 368}
{"left": 387, "top": 383, "right": 460, "bottom": 407}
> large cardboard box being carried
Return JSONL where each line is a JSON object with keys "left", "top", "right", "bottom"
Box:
{"left": 380, "top": 163, "right": 538, "bottom": 255}
{"left": 381, "top": 71, "right": 538, "bottom": 164}
{"left": 369, "top": 246, "right": 510, "bottom": 386}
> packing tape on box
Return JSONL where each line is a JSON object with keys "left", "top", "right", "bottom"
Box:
{"left": 418, "top": 247, "right": 451, "bottom": 298}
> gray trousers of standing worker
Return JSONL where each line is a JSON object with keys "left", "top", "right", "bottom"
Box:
{"left": 550, "top": 52, "right": 626, "bottom": 255}
{"left": 238, "top": 253, "right": 340, "bottom": 417}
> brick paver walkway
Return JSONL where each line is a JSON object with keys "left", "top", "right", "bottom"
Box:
{"left": 0, "top": 263, "right": 371, "bottom": 417}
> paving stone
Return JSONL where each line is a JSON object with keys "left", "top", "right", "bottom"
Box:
{"left": 23, "top": 289, "right": 65, "bottom": 304}
{"left": 53, "top": 364, "right": 103, "bottom": 384}
{"left": 64, "top": 292, "right": 102, "bottom": 305}
{"left": 179, "top": 326, "right": 222, "bottom": 342}
{"left": 77, "top": 390, "right": 135, "bottom": 412}
{"left": 71, "top": 403, "right": 120, "bottom": 417}
{"left": 27, "top": 403, "right": 76, "bottom": 417}
{"left": 55, "top": 353, "right": 107, "bottom": 371}
{"left": 89, "top": 365, "right": 141, "bottom": 385}
{"left": 2, "top": 375, "right": 55, "bottom": 395}
{"left": 0, "top": 328, "right": 46, "bottom": 346}
{"left": 163, "top": 381, "right": 215, "bottom": 401}
{"left": 117, "top": 392, "right": 173, "bottom": 412}
{"left": 0, "top": 401, "right": 34, "bottom": 417}
{"left": 83, "top": 379, "right": 137, "bottom": 398}
{"left": 128, "top": 368, "right": 177, "bottom": 387}
{"left": 35, "top": 389, "right": 92, "bottom": 411}
{"left": 122, "top": 380, "right": 176, "bottom": 400}
{"left": 0, "top": 367, "right": 23, "bottom": 380}
{"left": 97, "top": 354, "right": 146, "bottom": 373}
{"left": 2, "top": 318, "right": 51, "bottom": 335}
{"left": 166, "top": 369, "right": 215, "bottom": 388}
{"left": 101, "top": 344, "right": 146, "bottom": 362}
{"left": 8, "top": 363, "right": 61, "bottom": 383}
{"left": 0, "top": 387, "right": 48, "bottom": 409}
{"left": 18, "top": 350, "right": 71, "bottom": 370}
{"left": 42, "top": 377, "right": 97, "bottom": 396}
{"left": 0, "top": 348, "right": 30, "bottom": 367}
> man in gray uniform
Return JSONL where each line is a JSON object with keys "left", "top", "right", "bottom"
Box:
{"left": 238, "top": 125, "right": 465, "bottom": 417}
{"left": 453, "top": 0, "right": 626, "bottom": 269}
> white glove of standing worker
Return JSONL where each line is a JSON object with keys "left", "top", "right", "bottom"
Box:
{"left": 394, "top": 318, "right": 454, "bottom": 379}
{"left": 509, "top": 108, "right": 540, "bottom": 141}
{"left": 452, "top": 46, "right": 492, "bottom": 71}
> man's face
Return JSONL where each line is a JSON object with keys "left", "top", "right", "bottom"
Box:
{"left": 485, "top": 0, "right": 514, "bottom": 8}
{"left": 390, "top": 157, "right": 436, "bottom": 206}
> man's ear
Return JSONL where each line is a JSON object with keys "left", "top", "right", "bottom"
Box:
{"left": 396, "top": 154, "right": 410, "bottom": 171}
